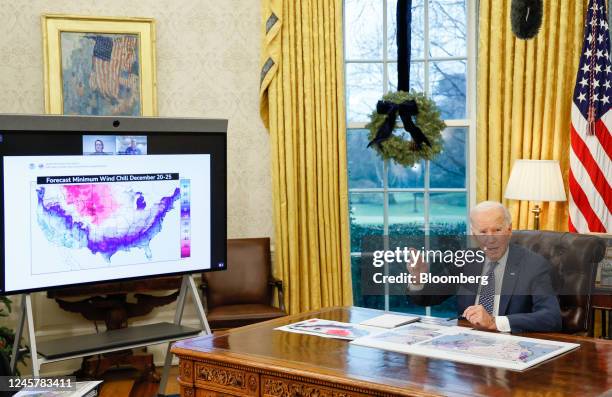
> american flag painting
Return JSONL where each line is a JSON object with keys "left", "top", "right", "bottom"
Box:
{"left": 88, "top": 35, "right": 139, "bottom": 100}
{"left": 569, "top": 0, "right": 612, "bottom": 233}
{"left": 61, "top": 32, "right": 141, "bottom": 116}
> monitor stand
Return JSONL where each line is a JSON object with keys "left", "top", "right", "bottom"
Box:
{"left": 9, "top": 274, "right": 210, "bottom": 396}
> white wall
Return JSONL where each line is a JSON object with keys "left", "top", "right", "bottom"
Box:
{"left": 0, "top": 0, "right": 273, "bottom": 375}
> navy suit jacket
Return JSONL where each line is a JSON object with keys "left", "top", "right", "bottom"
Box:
{"left": 410, "top": 244, "right": 562, "bottom": 333}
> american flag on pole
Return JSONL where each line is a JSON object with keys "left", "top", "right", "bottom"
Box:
{"left": 569, "top": 0, "right": 612, "bottom": 233}
{"left": 87, "top": 35, "right": 139, "bottom": 101}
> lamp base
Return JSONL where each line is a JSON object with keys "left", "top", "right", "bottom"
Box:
{"left": 531, "top": 204, "right": 541, "bottom": 230}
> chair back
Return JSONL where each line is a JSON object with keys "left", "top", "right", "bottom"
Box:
{"left": 510, "top": 230, "right": 606, "bottom": 333}
{"left": 203, "top": 238, "right": 272, "bottom": 308}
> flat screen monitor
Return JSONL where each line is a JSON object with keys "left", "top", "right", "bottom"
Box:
{"left": 0, "top": 115, "right": 227, "bottom": 295}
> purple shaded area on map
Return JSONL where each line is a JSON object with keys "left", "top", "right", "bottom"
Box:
{"left": 36, "top": 186, "right": 180, "bottom": 261}
{"left": 135, "top": 192, "right": 147, "bottom": 210}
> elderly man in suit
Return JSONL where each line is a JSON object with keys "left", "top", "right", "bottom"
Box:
{"left": 408, "top": 201, "right": 562, "bottom": 333}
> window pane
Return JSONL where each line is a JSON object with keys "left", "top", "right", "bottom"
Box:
{"left": 352, "top": 254, "right": 386, "bottom": 310}
{"left": 429, "top": 192, "right": 468, "bottom": 235}
{"left": 388, "top": 192, "right": 425, "bottom": 234}
{"left": 429, "top": 0, "right": 467, "bottom": 58}
{"left": 430, "top": 127, "right": 466, "bottom": 188}
{"left": 387, "top": 191, "right": 427, "bottom": 315}
{"left": 429, "top": 297, "right": 459, "bottom": 318}
{"left": 388, "top": 62, "right": 424, "bottom": 92}
{"left": 346, "top": 63, "right": 383, "bottom": 122}
{"left": 389, "top": 295, "right": 428, "bottom": 315}
{"left": 388, "top": 62, "right": 397, "bottom": 92}
{"left": 391, "top": 296, "right": 458, "bottom": 318}
{"left": 389, "top": 159, "right": 425, "bottom": 188}
{"left": 347, "top": 129, "right": 384, "bottom": 189}
{"left": 429, "top": 60, "right": 466, "bottom": 119}
{"left": 350, "top": 192, "right": 384, "bottom": 253}
{"left": 387, "top": 0, "right": 424, "bottom": 60}
{"left": 345, "top": 0, "right": 383, "bottom": 59}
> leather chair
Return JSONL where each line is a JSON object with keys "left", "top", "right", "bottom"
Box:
{"left": 201, "top": 238, "right": 287, "bottom": 329}
{"left": 510, "top": 230, "right": 606, "bottom": 334}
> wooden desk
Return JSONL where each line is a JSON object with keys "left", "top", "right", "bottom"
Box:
{"left": 171, "top": 307, "right": 612, "bottom": 397}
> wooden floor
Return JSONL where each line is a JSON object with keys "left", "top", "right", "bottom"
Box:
{"left": 99, "top": 366, "right": 180, "bottom": 397}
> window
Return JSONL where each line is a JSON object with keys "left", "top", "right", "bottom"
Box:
{"left": 344, "top": 0, "right": 476, "bottom": 316}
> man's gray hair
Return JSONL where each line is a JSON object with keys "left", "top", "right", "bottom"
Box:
{"left": 470, "top": 201, "right": 512, "bottom": 226}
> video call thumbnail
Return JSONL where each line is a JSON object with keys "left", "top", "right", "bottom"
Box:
{"left": 83, "top": 135, "right": 147, "bottom": 155}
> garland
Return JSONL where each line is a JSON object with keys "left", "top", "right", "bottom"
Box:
{"left": 366, "top": 90, "right": 446, "bottom": 167}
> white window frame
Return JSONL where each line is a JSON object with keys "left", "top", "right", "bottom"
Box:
{"left": 344, "top": 0, "right": 478, "bottom": 312}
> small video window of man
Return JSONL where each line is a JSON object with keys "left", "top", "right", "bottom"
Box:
{"left": 83, "top": 135, "right": 116, "bottom": 155}
{"left": 116, "top": 135, "right": 147, "bottom": 155}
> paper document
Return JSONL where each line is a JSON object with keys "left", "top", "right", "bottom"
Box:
{"left": 14, "top": 381, "right": 102, "bottom": 397}
{"left": 275, "top": 318, "right": 382, "bottom": 340}
{"left": 353, "top": 322, "right": 449, "bottom": 346}
{"left": 351, "top": 324, "right": 579, "bottom": 371}
{"left": 359, "top": 313, "right": 420, "bottom": 328}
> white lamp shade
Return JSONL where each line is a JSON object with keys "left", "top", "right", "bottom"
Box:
{"left": 504, "top": 159, "right": 567, "bottom": 202}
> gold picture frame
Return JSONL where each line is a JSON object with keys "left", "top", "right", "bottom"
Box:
{"left": 42, "top": 14, "right": 157, "bottom": 116}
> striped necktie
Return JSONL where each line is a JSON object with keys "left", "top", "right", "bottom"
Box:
{"left": 478, "top": 261, "right": 498, "bottom": 315}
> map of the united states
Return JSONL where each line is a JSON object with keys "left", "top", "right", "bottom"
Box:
{"left": 36, "top": 183, "right": 180, "bottom": 261}
{"left": 422, "top": 332, "right": 559, "bottom": 363}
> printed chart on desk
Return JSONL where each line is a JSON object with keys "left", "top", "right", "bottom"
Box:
{"left": 4, "top": 154, "right": 211, "bottom": 292}
{"left": 351, "top": 323, "right": 580, "bottom": 371}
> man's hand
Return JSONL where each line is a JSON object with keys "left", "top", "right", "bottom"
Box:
{"left": 462, "top": 305, "right": 497, "bottom": 331}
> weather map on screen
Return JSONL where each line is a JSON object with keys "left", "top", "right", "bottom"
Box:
{"left": 35, "top": 176, "right": 185, "bottom": 269}
{"left": 4, "top": 154, "right": 210, "bottom": 292}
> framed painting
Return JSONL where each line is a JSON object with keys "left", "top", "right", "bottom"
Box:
{"left": 42, "top": 14, "right": 157, "bottom": 116}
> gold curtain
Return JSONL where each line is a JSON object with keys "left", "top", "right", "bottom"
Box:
{"left": 477, "top": 0, "right": 589, "bottom": 230}
{"left": 259, "top": 0, "right": 353, "bottom": 313}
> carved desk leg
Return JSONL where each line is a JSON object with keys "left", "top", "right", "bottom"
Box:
{"left": 178, "top": 358, "right": 195, "bottom": 397}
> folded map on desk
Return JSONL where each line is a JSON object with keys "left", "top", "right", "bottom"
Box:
{"left": 350, "top": 323, "right": 580, "bottom": 371}
{"left": 276, "top": 318, "right": 382, "bottom": 340}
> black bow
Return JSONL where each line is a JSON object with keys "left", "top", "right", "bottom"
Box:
{"left": 367, "top": 99, "right": 431, "bottom": 149}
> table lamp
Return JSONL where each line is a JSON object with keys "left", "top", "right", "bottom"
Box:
{"left": 504, "top": 159, "right": 567, "bottom": 230}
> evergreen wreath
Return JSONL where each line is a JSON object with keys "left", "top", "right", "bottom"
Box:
{"left": 366, "top": 90, "right": 446, "bottom": 167}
